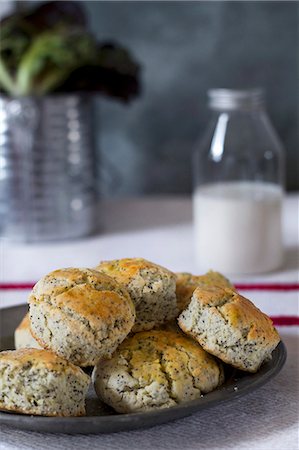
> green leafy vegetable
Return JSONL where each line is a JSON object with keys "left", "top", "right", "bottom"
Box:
{"left": 0, "top": 1, "right": 140, "bottom": 101}
{"left": 15, "top": 30, "right": 97, "bottom": 96}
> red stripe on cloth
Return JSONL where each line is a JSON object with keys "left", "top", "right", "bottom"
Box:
{"left": 235, "top": 283, "right": 299, "bottom": 291}
{"left": 0, "top": 283, "right": 35, "bottom": 290}
{"left": 0, "top": 282, "right": 298, "bottom": 291}
{"left": 270, "top": 316, "right": 299, "bottom": 326}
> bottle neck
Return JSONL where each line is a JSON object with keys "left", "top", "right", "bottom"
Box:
{"left": 208, "top": 89, "right": 265, "bottom": 113}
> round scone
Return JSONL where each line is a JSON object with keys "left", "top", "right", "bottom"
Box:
{"left": 95, "top": 258, "right": 177, "bottom": 332}
{"left": 93, "top": 330, "right": 224, "bottom": 413}
{"left": 176, "top": 270, "right": 234, "bottom": 313}
{"left": 28, "top": 268, "right": 135, "bottom": 366}
{"left": 178, "top": 286, "right": 280, "bottom": 373}
{"left": 0, "top": 349, "right": 90, "bottom": 416}
{"left": 14, "top": 313, "right": 41, "bottom": 350}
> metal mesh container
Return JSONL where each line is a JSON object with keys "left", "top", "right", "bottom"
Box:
{"left": 0, "top": 95, "right": 98, "bottom": 241}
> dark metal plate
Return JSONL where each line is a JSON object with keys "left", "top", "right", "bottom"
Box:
{"left": 0, "top": 304, "right": 287, "bottom": 434}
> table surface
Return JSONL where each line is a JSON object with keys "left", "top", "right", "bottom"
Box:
{"left": 0, "top": 194, "right": 298, "bottom": 450}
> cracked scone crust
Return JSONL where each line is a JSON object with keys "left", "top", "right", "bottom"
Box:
{"left": 176, "top": 271, "right": 234, "bottom": 313}
{"left": 0, "top": 348, "right": 90, "bottom": 416}
{"left": 28, "top": 268, "right": 135, "bottom": 366}
{"left": 178, "top": 286, "right": 280, "bottom": 372}
{"left": 14, "top": 313, "right": 41, "bottom": 350}
{"left": 93, "top": 330, "right": 224, "bottom": 413}
{"left": 96, "top": 258, "right": 177, "bottom": 332}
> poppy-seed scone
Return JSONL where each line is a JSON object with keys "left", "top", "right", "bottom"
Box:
{"left": 28, "top": 268, "right": 135, "bottom": 366}
{"left": 0, "top": 349, "right": 90, "bottom": 416}
{"left": 93, "top": 330, "right": 224, "bottom": 413}
{"left": 176, "top": 270, "right": 234, "bottom": 313}
{"left": 178, "top": 286, "right": 280, "bottom": 372}
{"left": 14, "top": 313, "right": 41, "bottom": 350}
{"left": 96, "top": 258, "right": 177, "bottom": 332}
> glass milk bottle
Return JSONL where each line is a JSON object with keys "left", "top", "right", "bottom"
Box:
{"left": 193, "top": 89, "right": 285, "bottom": 275}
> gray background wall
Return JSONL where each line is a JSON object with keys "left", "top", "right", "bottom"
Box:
{"left": 84, "top": 1, "right": 298, "bottom": 197}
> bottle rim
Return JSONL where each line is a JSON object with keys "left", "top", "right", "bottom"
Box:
{"left": 208, "top": 88, "right": 265, "bottom": 111}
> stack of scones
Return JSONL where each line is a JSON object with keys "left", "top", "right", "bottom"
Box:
{"left": 0, "top": 258, "right": 280, "bottom": 416}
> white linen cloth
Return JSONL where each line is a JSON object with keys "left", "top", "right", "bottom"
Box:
{"left": 0, "top": 195, "right": 298, "bottom": 450}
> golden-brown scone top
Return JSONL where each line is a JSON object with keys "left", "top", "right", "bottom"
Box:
{"left": 192, "top": 286, "right": 280, "bottom": 344}
{"left": 28, "top": 268, "right": 136, "bottom": 366}
{"left": 95, "top": 258, "right": 177, "bottom": 332}
{"left": 31, "top": 267, "right": 132, "bottom": 301}
{"left": 117, "top": 330, "right": 223, "bottom": 386}
{"left": 96, "top": 257, "right": 175, "bottom": 289}
{"left": 177, "top": 285, "right": 281, "bottom": 372}
{"left": 0, "top": 348, "right": 86, "bottom": 375}
{"left": 29, "top": 267, "right": 135, "bottom": 331}
{"left": 176, "top": 270, "right": 234, "bottom": 312}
